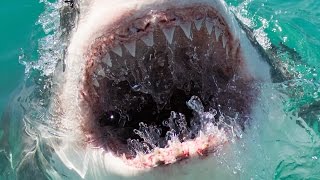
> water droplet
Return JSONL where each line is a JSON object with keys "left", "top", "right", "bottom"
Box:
{"left": 186, "top": 96, "right": 204, "bottom": 113}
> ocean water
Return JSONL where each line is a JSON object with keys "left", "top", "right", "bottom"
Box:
{"left": 225, "top": 0, "right": 320, "bottom": 117}
{"left": 0, "top": 0, "right": 320, "bottom": 179}
{"left": 0, "top": 1, "right": 42, "bottom": 118}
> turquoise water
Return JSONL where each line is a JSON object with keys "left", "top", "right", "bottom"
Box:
{"left": 0, "top": 0, "right": 320, "bottom": 179}
{"left": 0, "top": 1, "right": 43, "bottom": 117}
{"left": 228, "top": 0, "right": 320, "bottom": 79}
{"left": 226, "top": 0, "right": 320, "bottom": 131}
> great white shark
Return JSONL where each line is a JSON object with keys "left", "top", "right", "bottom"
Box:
{"left": 57, "top": 0, "right": 271, "bottom": 178}
{"left": 2, "top": 0, "right": 312, "bottom": 179}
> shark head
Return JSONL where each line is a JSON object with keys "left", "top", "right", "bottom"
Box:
{"left": 49, "top": 0, "right": 272, "bottom": 179}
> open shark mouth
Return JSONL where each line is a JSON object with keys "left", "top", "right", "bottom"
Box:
{"left": 75, "top": 4, "right": 258, "bottom": 169}
{"left": 2, "top": 0, "right": 318, "bottom": 179}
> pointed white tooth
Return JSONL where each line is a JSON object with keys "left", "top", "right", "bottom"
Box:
{"left": 97, "top": 65, "right": 106, "bottom": 77}
{"left": 205, "top": 20, "right": 214, "bottom": 35}
{"left": 124, "top": 41, "right": 136, "bottom": 57}
{"left": 141, "top": 32, "right": 154, "bottom": 47}
{"left": 226, "top": 47, "right": 229, "bottom": 57}
{"left": 111, "top": 44, "right": 122, "bottom": 57}
{"left": 215, "top": 27, "right": 222, "bottom": 41}
{"left": 102, "top": 53, "right": 112, "bottom": 67}
{"left": 179, "top": 22, "right": 192, "bottom": 39}
{"left": 93, "top": 78, "right": 100, "bottom": 87}
{"left": 222, "top": 34, "right": 227, "bottom": 48}
{"left": 162, "top": 27, "right": 176, "bottom": 44}
{"left": 195, "top": 19, "right": 204, "bottom": 31}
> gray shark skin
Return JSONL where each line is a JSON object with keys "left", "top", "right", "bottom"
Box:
{"left": 0, "top": 0, "right": 306, "bottom": 180}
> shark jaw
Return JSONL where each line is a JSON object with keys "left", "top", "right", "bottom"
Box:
{"left": 55, "top": 0, "right": 271, "bottom": 178}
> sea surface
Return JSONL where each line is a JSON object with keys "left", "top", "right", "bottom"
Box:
{"left": 0, "top": 0, "right": 320, "bottom": 179}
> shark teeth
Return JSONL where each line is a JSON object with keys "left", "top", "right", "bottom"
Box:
{"left": 179, "top": 22, "right": 192, "bottom": 39}
{"left": 222, "top": 34, "right": 227, "bottom": 48}
{"left": 162, "top": 27, "right": 176, "bottom": 44}
{"left": 124, "top": 41, "right": 136, "bottom": 57}
{"left": 111, "top": 44, "right": 123, "bottom": 57}
{"left": 205, "top": 19, "right": 214, "bottom": 35}
{"left": 141, "top": 32, "right": 154, "bottom": 47}
{"left": 194, "top": 19, "right": 204, "bottom": 31}
{"left": 93, "top": 78, "right": 100, "bottom": 87}
{"left": 215, "top": 27, "right": 222, "bottom": 41}
{"left": 102, "top": 53, "right": 112, "bottom": 67}
{"left": 96, "top": 65, "right": 106, "bottom": 77}
{"left": 226, "top": 46, "right": 229, "bottom": 57}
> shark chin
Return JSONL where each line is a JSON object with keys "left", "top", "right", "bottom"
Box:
{"left": 38, "top": 0, "right": 271, "bottom": 179}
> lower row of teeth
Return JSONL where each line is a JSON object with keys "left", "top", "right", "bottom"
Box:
{"left": 122, "top": 96, "right": 242, "bottom": 168}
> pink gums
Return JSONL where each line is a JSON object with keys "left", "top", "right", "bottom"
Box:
{"left": 125, "top": 132, "right": 228, "bottom": 169}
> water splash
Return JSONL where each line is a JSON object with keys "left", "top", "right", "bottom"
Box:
{"left": 228, "top": 0, "right": 271, "bottom": 49}
{"left": 128, "top": 96, "right": 241, "bottom": 155}
{"left": 20, "top": 0, "right": 64, "bottom": 77}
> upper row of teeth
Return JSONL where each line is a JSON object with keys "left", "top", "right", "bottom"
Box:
{"left": 98, "top": 18, "right": 229, "bottom": 67}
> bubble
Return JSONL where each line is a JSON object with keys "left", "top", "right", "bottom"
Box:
{"left": 165, "top": 129, "right": 177, "bottom": 141}
{"left": 129, "top": 96, "right": 239, "bottom": 154}
{"left": 186, "top": 96, "right": 204, "bottom": 113}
